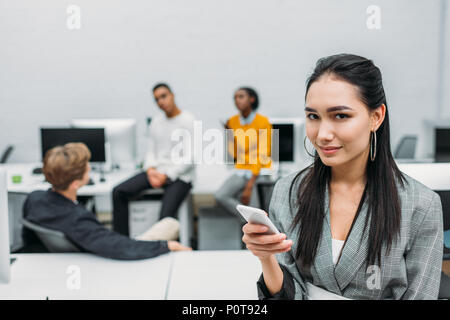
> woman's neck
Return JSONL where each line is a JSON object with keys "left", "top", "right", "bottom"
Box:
{"left": 330, "top": 149, "right": 369, "bottom": 187}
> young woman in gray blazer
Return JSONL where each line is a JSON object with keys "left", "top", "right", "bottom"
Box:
{"left": 242, "top": 54, "right": 444, "bottom": 299}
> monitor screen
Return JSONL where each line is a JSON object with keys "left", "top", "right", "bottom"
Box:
{"left": 435, "top": 128, "right": 450, "bottom": 162}
{"left": 70, "top": 119, "right": 137, "bottom": 165}
{"left": 272, "top": 123, "right": 294, "bottom": 162}
{"left": 40, "top": 128, "right": 106, "bottom": 163}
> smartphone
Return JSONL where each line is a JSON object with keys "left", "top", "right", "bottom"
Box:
{"left": 236, "top": 204, "right": 280, "bottom": 235}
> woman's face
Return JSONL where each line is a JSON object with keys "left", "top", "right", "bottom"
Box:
{"left": 234, "top": 89, "right": 254, "bottom": 113}
{"left": 304, "top": 74, "right": 381, "bottom": 168}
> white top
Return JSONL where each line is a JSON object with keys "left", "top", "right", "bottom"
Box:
{"left": 144, "top": 111, "right": 196, "bottom": 184}
{"left": 331, "top": 238, "right": 345, "bottom": 265}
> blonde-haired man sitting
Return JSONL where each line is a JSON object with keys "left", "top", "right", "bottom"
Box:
{"left": 22, "top": 143, "right": 191, "bottom": 260}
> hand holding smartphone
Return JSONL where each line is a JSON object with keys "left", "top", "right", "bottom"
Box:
{"left": 239, "top": 204, "right": 292, "bottom": 262}
{"left": 236, "top": 204, "right": 280, "bottom": 235}
{"left": 238, "top": 204, "right": 292, "bottom": 295}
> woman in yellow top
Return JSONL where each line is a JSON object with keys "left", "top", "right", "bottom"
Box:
{"left": 214, "top": 87, "right": 272, "bottom": 222}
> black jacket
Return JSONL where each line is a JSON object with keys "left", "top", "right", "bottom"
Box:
{"left": 22, "top": 189, "right": 170, "bottom": 260}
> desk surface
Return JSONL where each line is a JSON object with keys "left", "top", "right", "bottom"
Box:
{"left": 4, "top": 161, "right": 450, "bottom": 194}
{"left": 167, "top": 250, "right": 262, "bottom": 300}
{"left": 1, "top": 251, "right": 262, "bottom": 300}
{"left": 2, "top": 163, "right": 137, "bottom": 196}
{"left": 0, "top": 253, "right": 173, "bottom": 300}
{"left": 1, "top": 251, "right": 448, "bottom": 300}
{"left": 1, "top": 162, "right": 301, "bottom": 196}
{"left": 396, "top": 162, "right": 450, "bottom": 190}
{"left": 1, "top": 163, "right": 233, "bottom": 195}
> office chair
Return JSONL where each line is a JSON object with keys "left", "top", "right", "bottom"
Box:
{"left": 21, "top": 219, "right": 80, "bottom": 253}
{"left": 256, "top": 180, "right": 277, "bottom": 213}
{"left": 394, "top": 135, "right": 417, "bottom": 159}
{"left": 0, "top": 145, "right": 14, "bottom": 164}
{"left": 439, "top": 271, "right": 450, "bottom": 299}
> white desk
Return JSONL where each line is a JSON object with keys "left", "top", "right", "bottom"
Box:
{"left": 1, "top": 250, "right": 262, "bottom": 300}
{"left": 2, "top": 162, "right": 234, "bottom": 195}
{"left": 5, "top": 161, "right": 449, "bottom": 195}
{"left": 0, "top": 253, "right": 173, "bottom": 300}
{"left": 1, "top": 163, "right": 139, "bottom": 251}
{"left": 1, "top": 162, "right": 290, "bottom": 250}
{"left": 2, "top": 163, "right": 200, "bottom": 249}
{"left": 167, "top": 250, "right": 262, "bottom": 300}
{"left": 397, "top": 162, "right": 450, "bottom": 190}
{"left": 1, "top": 161, "right": 306, "bottom": 196}
{"left": 2, "top": 163, "right": 137, "bottom": 196}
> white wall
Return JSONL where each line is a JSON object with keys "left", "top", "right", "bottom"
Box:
{"left": 0, "top": 0, "right": 444, "bottom": 162}
{"left": 443, "top": 0, "right": 450, "bottom": 119}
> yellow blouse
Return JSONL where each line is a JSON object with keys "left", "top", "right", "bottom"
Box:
{"left": 226, "top": 113, "right": 272, "bottom": 175}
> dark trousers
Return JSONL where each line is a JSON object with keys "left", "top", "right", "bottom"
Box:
{"left": 112, "top": 172, "right": 192, "bottom": 236}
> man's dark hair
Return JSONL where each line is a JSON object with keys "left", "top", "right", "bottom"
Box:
{"left": 152, "top": 83, "right": 172, "bottom": 93}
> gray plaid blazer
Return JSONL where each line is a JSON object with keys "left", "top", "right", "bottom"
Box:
{"left": 257, "top": 168, "right": 444, "bottom": 300}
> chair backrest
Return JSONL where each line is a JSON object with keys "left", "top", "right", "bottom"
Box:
{"left": 256, "top": 181, "right": 277, "bottom": 213}
{"left": 21, "top": 219, "right": 80, "bottom": 253}
{"left": 439, "top": 271, "right": 450, "bottom": 300}
{"left": 394, "top": 135, "right": 417, "bottom": 159}
{"left": 0, "top": 145, "right": 14, "bottom": 164}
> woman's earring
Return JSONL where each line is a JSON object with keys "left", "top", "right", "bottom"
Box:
{"left": 304, "top": 136, "right": 316, "bottom": 158}
{"left": 370, "top": 130, "right": 377, "bottom": 161}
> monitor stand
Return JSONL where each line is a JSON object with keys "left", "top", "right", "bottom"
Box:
{"left": 10, "top": 257, "right": 16, "bottom": 265}
{"left": 91, "top": 163, "right": 107, "bottom": 182}
{"left": 99, "top": 166, "right": 106, "bottom": 183}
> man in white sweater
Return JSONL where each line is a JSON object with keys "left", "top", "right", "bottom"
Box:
{"left": 112, "top": 83, "right": 195, "bottom": 238}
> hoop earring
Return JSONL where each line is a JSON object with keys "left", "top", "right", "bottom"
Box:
{"left": 304, "top": 136, "right": 316, "bottom": 158}
{"left": 370, "top": 130, "right": 377, "bottom": 161}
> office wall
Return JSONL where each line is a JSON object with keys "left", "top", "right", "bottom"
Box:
{"left": 443, "top": 0, "right": 450, "bottom": 119}
{"left": 0, "top": 0, "right": 444, "bottom": 162}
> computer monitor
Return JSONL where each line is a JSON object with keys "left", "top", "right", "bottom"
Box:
{"left": 270, "top": 118, "right": 305, "bottom": 163}
{"left": 71, "top": 119, "right": 137, "bottom": 167}
{"left": 40, "top": 128, "right": 106, "bottom": 163}
{"left": 435, "top": 128, "right": 450, "bottom": 162}
{"left": 272, "top": 124, "right": 294, "bottom": 162}
{"left": 0, "top": 168, "right": 11, "bottom": 283}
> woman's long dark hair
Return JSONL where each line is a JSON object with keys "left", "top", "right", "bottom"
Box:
{"left": 290, "top": 54, "right": 407, "bottom": 269}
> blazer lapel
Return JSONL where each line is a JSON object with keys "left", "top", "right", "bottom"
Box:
{"left": 333, "top": 189, "right": 370, "bottom": 292}
{"left": 309, "top": 183, "right": 343, "bottom": 295}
